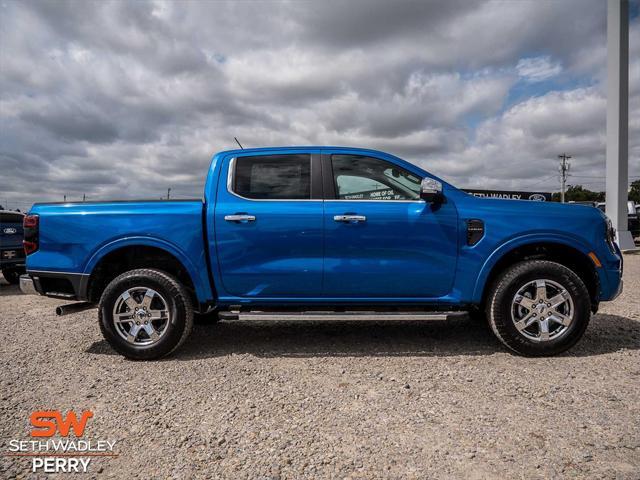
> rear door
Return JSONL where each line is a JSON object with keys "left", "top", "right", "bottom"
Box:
{"left": 322, "top": 151, "right": 458, "bottom": 298}
{"left": 214, "top": 151, "right": 324, "bottom": 298}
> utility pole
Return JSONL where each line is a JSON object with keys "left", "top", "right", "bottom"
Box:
{"left": 64, "top": 195, "right": 66, "bottom": 202}
{"left": 82, "top": 194, "right": 86, "bottom": 202}
{"left": 167, "top": 188, "right": 171, "bottom": 200}
{"left": 558, "top": 154, "right": 571, "bottom": 203}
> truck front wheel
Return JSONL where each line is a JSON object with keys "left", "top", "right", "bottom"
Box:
{"left": 98, "top": 269, "right": 194, "bottom": 360}
{"left": 487, "top": 260, "right": 591, "bottom": 356}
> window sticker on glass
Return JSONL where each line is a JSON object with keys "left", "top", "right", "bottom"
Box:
{"left": 331, "top": 155, "right": 421, "bottom": 200}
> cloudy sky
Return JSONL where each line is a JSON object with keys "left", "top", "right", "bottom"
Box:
{"left": 1, "top": 0, "right": 639, "bottom": 209}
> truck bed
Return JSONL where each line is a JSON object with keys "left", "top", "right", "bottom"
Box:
{"left": 26, "top": 199, "right": 212, "bottom": 302}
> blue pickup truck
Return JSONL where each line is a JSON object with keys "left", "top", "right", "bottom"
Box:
{"left": 20, "top": 147, "right": 623, "bottom": 359}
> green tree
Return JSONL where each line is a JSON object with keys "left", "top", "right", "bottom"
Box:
{"left": 551, "top": 185, "right": 604, "bottom": 203}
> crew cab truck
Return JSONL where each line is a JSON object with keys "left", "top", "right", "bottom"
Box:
{"left": 20, "top": 147, "right": 623, "bottom": 359}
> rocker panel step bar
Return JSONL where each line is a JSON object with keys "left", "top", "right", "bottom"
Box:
{"left": 218, "top": 311, "right": 466, "bottom": 321}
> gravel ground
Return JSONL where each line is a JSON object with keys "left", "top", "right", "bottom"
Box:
{"left": 1, "top": 256, "right": 639, "bottom": 479}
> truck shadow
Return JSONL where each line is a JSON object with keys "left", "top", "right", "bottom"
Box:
{"left": 87, "top": 313, "right": 640, "bottom": 359}
{"left": 0, "top": 283, "right": 20, "bottom": 296}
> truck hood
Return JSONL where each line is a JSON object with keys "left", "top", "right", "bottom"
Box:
{"left": 456, "top": 194, "right": 607, "bottom": 248}
{"left": 467, "top": 196, "right": 603, "bottom": 218}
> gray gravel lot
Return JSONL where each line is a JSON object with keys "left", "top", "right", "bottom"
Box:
{"left": 1, "top": 256, "right": 639, "bottom": 479}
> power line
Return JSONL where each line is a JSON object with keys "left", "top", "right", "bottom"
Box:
{"left": 525, "top": 174, "right": 558, "bottom": 189}
{"left": 570, "top": 174, "right": 640, "bottom": 179}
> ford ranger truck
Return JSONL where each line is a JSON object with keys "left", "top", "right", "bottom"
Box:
{"left": 19, "top": 147, "right": 623, "bottom": 359}
{"left": 1, "top": 210, "right": 26, "bottom": 284}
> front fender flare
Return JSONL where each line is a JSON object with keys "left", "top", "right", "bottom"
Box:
{"left": 471, "top": 232, "right": 593, "bottom": 304}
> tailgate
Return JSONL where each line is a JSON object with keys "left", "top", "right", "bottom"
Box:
{"left": 0, "top": 212, "right": 25, "bottom": 249}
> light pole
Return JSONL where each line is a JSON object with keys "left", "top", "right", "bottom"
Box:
{"left": 606, "top": 0, "right": 634, "bottom": 249}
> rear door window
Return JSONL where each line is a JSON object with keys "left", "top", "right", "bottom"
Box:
{"left": 232, "top": 154, "right": 311, "bottom": 200}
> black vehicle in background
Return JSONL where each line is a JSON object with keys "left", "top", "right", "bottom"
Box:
{"left": 0, "top": 210, "right": 26, "bottom": 284}
{"left": 595, "top": 201, "right": 640, "bottom": 239}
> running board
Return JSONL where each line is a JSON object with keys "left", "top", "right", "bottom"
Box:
{"left": 218, "top": 311, "right": 465, "bottom": 321}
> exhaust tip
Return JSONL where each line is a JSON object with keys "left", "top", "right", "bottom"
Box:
{"left": 55, "top": 302, "right": 95, "bottom": 316}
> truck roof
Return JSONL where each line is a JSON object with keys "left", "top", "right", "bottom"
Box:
{"left": 215, "top": 146, "right": 394, "bottom": 156}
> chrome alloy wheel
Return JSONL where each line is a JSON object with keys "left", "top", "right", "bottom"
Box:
{"left": 511, "top": 279, "right": 574, "bottom": 342}
{"left": 112, "top": 287, "right": 170, "bottom": 346}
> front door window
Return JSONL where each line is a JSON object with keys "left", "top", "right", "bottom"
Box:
{"left": 331, "top": 155, "right": 421, "bottom": 200}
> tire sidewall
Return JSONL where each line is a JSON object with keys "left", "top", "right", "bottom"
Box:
{"left": 492, "top": 262, "right": 590, "bottom": 356}
{"left": 99, "top": 271, "right": 190, "bottom": 360}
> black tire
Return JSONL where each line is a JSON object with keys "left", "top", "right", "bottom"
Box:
{"left": 98, "top": 269, "right": 193, "bottom": 360}
{"left": 487, "top": 260, "right": 591, "bottom": 356}
{"left": 194, "top": 309, "right": 221, "bottom": 324}
{"left": 2, "top": 268, "right": 23, "bottom": 285}
{"left": 466, "top": 305, "right": 486, "bottom": 322}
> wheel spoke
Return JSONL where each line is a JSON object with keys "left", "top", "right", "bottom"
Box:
{"left": 147, "top": 309, "right": 167, "bottom": 320}
{"left": 141, "top": 289, "right": 155, "bottom": 309}
{"left": 549, "top": 310, "right": 571, "bottom": 326}
{"left": 547, "top": 290, "right": 569, "bottom": 308}
{"left": 114, "top": 312, "right": 134, "bottom": 323}
{"left": 535, "top": 280, "right": 547, "bottom": 302}
{"left": 515, "top": 295, "right": 535, "bottom": 310}
{"left": 142, "top": 323, "right": 159, "bottom": 341}
{"left": 539, "top": 318, "right": 550, "bottom": 341}
{"left": 514, "top": 311, "right": 537, "bottom": 332}
{"left": 122, "top": 291, "right": 139, "bottom": 310}
{"left": 127, "top": 324, "right": 141, "bottom": 343}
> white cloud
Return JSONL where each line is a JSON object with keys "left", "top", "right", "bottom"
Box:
{"left": 428, "top": 87, "right": 610, "bottom": 191}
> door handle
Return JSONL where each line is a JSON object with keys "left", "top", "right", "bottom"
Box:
{"left": 224, "top": 214, "right": 256, "bottom": 222}
{"left": 334, "top": 214, "right": 366, "bottom": 223}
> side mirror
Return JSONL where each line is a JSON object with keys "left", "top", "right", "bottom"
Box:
{"left": 420, "top": 178, "right": 443, "bottom": 203}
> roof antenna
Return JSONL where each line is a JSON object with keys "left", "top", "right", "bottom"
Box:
{"left": 234, "top": 137, "right": 244, "bottom": 149}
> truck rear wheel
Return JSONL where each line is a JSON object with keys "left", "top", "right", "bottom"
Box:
{"left": 487, "top": 260, "right": 591, "bottom": 356}
{"left": 98, "top": 269, "right": 194, "bottom": 360}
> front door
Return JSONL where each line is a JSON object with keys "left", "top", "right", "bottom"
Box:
{"left": 322, "top": 152, "right": 458, "bottom": 298}
{"left": 214, "top": 152, "right": 323, "bottom": 298}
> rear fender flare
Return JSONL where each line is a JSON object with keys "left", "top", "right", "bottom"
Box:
{"left": 83, "top": 236, "right": 213, "bottom": 302}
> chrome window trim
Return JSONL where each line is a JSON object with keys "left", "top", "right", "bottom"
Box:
{"left": 226, "top": 155, "right": 427, "bottom": 203}
{"left": 226, "top": 156, "right": 319, "bottom": 202}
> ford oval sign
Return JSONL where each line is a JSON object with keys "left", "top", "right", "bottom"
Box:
{"left": 3, "top": 227, "right": 17, "bottom": 234}
{"left": 528, "top": 194, "right": 547, "bottom": 202}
